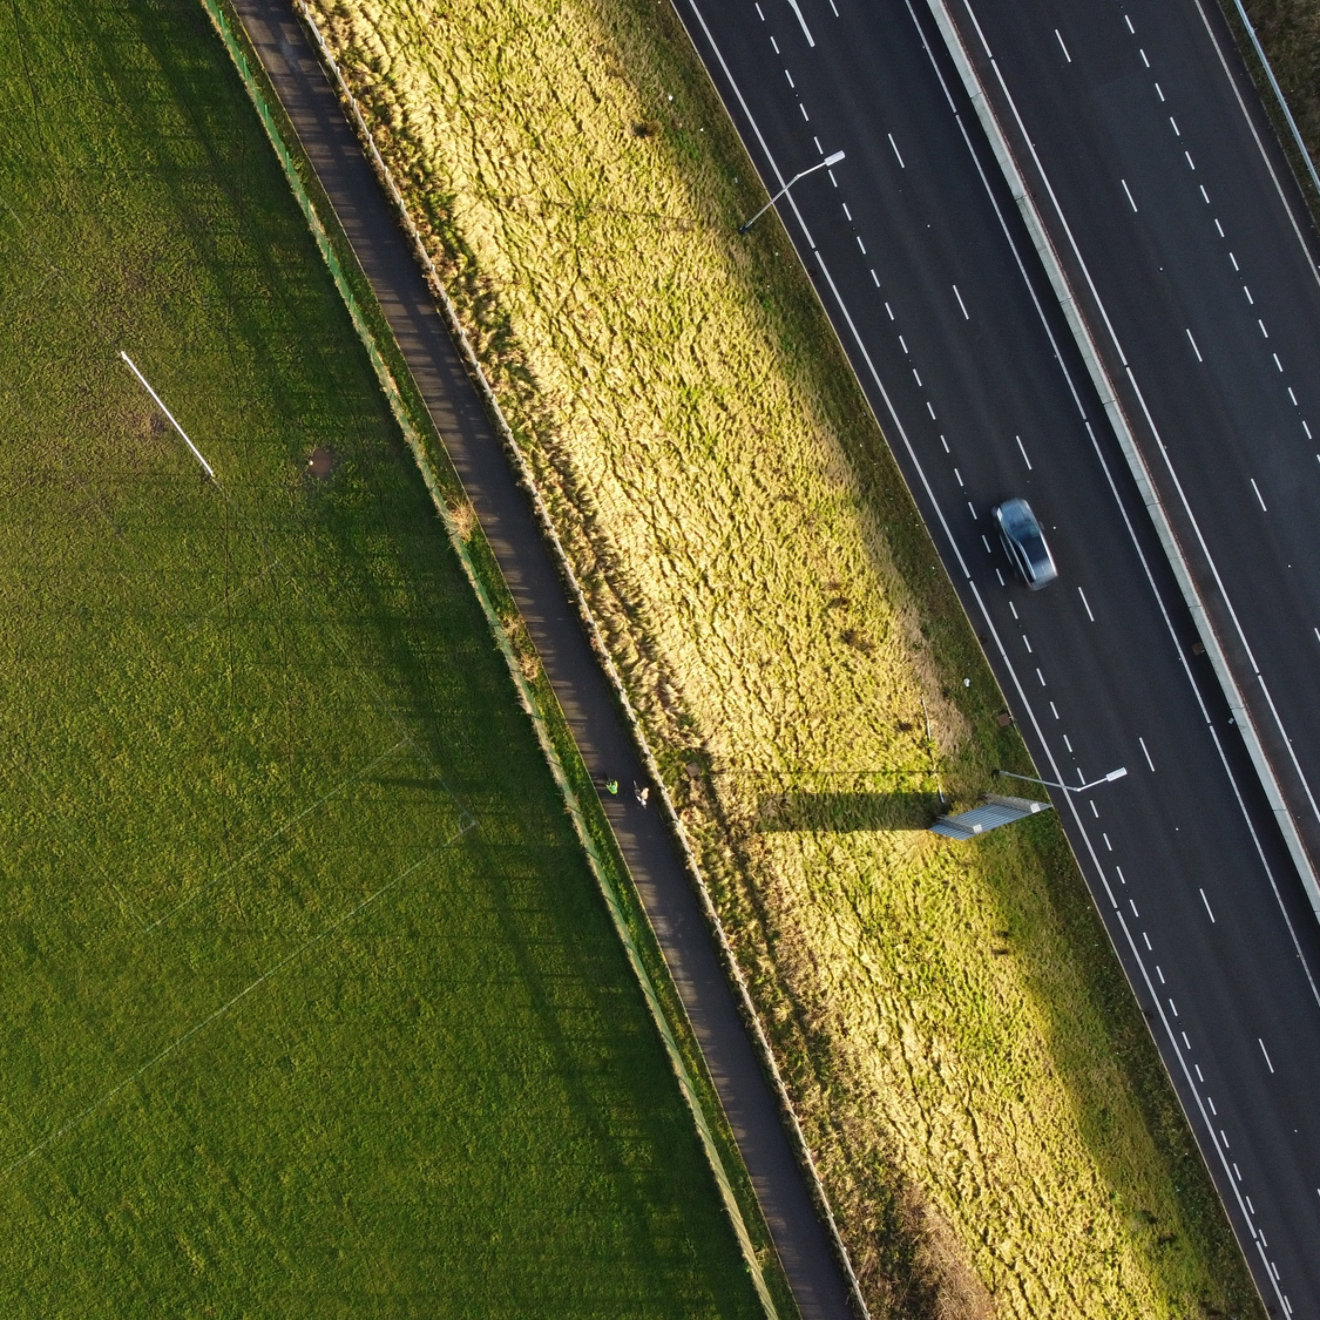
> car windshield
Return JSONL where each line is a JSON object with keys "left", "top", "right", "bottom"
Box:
{"left": 1019, "top": 527, "right": 1047, "bottom": 563}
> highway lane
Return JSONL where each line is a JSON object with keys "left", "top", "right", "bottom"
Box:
{"left": 675, "top": 0, "right": 1320, "bottom": 1310}
{"left": 955, "top": 0, "right": 1320, "bottom": 898}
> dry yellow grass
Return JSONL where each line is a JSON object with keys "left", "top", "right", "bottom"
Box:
{"left": 302, "top": 0, "right": 1262, "bottom": 1314}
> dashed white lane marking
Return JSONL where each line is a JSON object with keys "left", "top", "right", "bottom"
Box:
{"left": 1142, "top": 930, "right": 1152, "bottom": 950}
{"left": 1054, "top": 28, "right": 1071, "bottom": 62}
{"left": 1078, "top": 586, "right": 1095, "bottom": 621}
{"left": 887, "top": 132, "right": 905, "bottom": 168}
{"left": 1121, "top": 178, "right": 1138, "bottom": 212}
{"left": 1036, "top": 667, "right": 1046, "bottom": 686}
{"left": 755, "top": 2, "right": 765, "bottom": 19}
{"left": 1049, "top": 700, "right": 1060, "bottom": 720}
{"left": 884, "top": 300, "right": 894, "bottom": 320}
{"left": 1022, "top": 632, "right": 1032, "bottom": 652}
{"left": 952, "top": 464, "right": 961, "bottom": 485}
{"left": 1008, "top": 600, "right": 1019, "bottom": 620}
{"left": 1139, "top": 736, "right": 1155, "bottom": 771}
{"left": 1200, "top": 184, "right": 1211, "bottom": 205}
{"left": 1273, "top": 351, "right": 1283, "bottom": 372}
{"left": 1185, "top": 150, "right": 1196, "bottom": 170}
{"left": 785, "top": 0, "right": 815, "bottom": 46}
{"left": 1139, "top": 47, "right": 1149, "bottom": 68}
{"left": 856, "top": 235, "right": 866, "bottom": 253}
{"left": 784, "top": 68, "right": 795, "bottom": 88}
{"left": 982, "top": 534, "right": 993, "bottom": 553}
{"left": 1215, "top": 217, "right": 1225, "bottom": 237}
{"left": 1155, "top": 81, "right": 1165, "bottom": 102}
{"left": 1115, "top": 864, "right": 1125, "bottom": 883}
{"left": 1207, "top": 1093, "right": 1216, "bottom": 1114}
{"left": 926, "top": 400, "right": 936, "bottom": 420}
{"left": 1186, "top": 328, "right": 1203, "bottom": 362}
{"left": 1259, "top": 1037, "right": 1275, "bottom": 1074}
{"left": 1124, "top": 12, "right": 1134, "bottom": 33}
{"left": 953, "top": 283, "right": 970, "bottom": 319}
{"left": 939, "top": 433, "right": 950, "bottom": 453}
{"left": 841, "top": 200, "right": 850, "bottom": 220}
{"left": 1015, "top": 433, "right": 1033, "bottom": 469}
{"left": 1307, "top": 421, "right": 1314, "bottom": 439}
{"left": 899, "top": 333, "right": 909, "bottom": 353}
{"left": 1230, "top": 251, "right": 1240, "bottom": 271}
{"left": 1251, "top": 478, "right": 1268, "bottom": 512}
{"left": 1169, "top": 115, "right": 1181, "bottom": 137}
{"left": 799, "top": 102, "right": 810, "bottom": 121}
{"left": 966, "top": 500, "right": 976, "bottom": 520}
{"left": 769, "top": 33, "right": 778, "bottom": 52}
{"left": 1062, "top": 732, "right": 1071, "bottom": 752}
{"left": 912, "top": 366, "right": 922, "bottom": 386}
{"left": 1200, "top": 887, "right": 1217, "bottom": 922}
{"left": 870, "top": 268, "right": 879, "bottom": 287}
{"left": 1169, "top": 997, "right": 1178, "bottom": 1017}
{"left": 1156, "top": 963, "right": 1165, "bottom": 983}
{"left": 1182, "top": 1030, "right": 1191, "bottom": 1050}
{"left": 1243, "top": 285, "right": 1254, "bottom": 304}
{"left": 1288, "top": 386, "right": 1297, "bottom": 406}
{"left": 1197, "top": 1064, "right": 1205, "bottom": 1083}
{"left": 1258, "top": 318, "right": 1270, "bottom": 338}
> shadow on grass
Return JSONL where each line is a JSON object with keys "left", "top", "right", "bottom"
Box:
{"left": 756, "top": 790, "right": 941, "bottom": 832}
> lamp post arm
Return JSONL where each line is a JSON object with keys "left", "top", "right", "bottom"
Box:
{"left": 737, "top": 150, "right": 845, "bottom": 234}
{"left": 995, "top": 766, "right": 1127, "bottom": 794}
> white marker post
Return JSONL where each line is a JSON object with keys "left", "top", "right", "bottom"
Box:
{"left": 119, "top": 351, "right": 215, "bottom": 482}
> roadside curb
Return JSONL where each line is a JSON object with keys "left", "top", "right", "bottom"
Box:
{"left": 922, "top": 0, "right": 1320, "bottom": 926}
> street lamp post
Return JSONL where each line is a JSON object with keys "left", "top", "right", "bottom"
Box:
{"left": 994, "top": 766, "right": 1128, "bottom": 794}
{"left": 738, "top": 150, "right": 846, "bottom": 234}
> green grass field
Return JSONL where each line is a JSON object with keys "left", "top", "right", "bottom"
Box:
{"left": 0, "top": 3, "right": 765, "bottom": 1314}
{"left": 302, "top": 0, "right": 1265, "bottom": 1314}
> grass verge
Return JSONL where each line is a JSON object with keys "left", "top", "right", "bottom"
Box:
{"left": 0, "top": 2, "right": 768, "bottom": 1313}
{"left": 1229, "top": 0, "right": 1320, "bottom": 212}
{"left": 300, "top": 0, "right": 1266, "bottom": 1315}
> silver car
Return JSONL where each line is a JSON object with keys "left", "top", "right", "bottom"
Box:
{"left": 992, "top": 498, "right": 1057, "bottom": 590}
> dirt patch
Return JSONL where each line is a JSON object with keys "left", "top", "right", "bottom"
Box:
{"left": 305, "top": 444, "right": 338, "bottom": 481}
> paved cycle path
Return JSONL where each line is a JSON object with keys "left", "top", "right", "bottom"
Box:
{"left": 229, "top": 4, "right": 857, "bottom": 1315}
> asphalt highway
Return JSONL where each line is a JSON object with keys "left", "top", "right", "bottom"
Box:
{"left": 955, "top": 0, "right": 1320, "bottom": 927}
{"left": 674, "top": 0, "right": 1320, "bottom": 1311}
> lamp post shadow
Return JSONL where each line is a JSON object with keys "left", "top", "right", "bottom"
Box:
{"left": 756, "top": 790, "right": 944, "bottom": 832}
